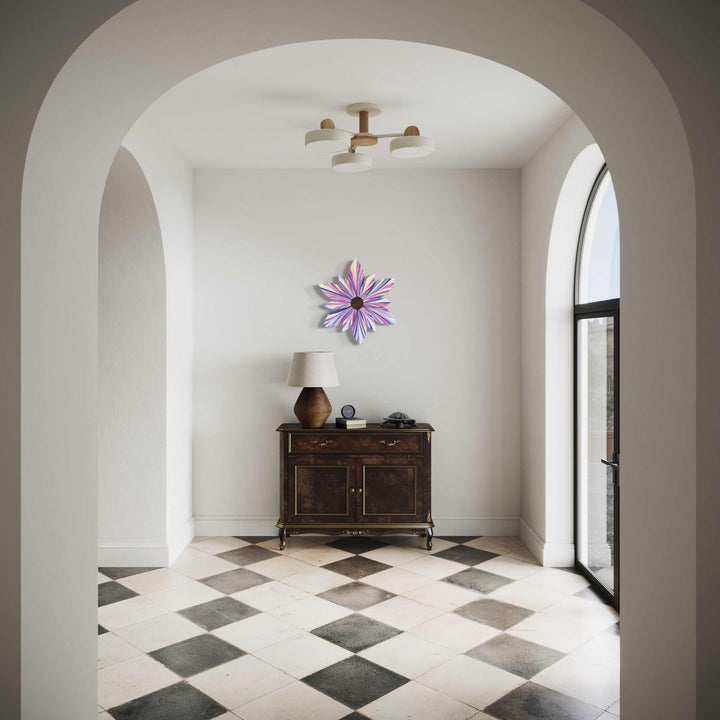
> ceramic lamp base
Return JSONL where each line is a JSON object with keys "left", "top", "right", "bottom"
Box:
{"left": 293, "top": 387, "right": 332, "bottom": 428}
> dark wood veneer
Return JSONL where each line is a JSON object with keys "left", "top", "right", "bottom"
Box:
{"left": 277, "top": 423, "right": 434, "bottom": 549}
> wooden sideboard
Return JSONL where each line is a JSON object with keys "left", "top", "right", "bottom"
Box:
{"left": 276, "top": 423, "right": 435, "bottom": 550}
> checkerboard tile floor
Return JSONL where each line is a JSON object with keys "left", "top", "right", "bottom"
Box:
{"left": 98, "top": 535, "right": 620, "bottom": 719}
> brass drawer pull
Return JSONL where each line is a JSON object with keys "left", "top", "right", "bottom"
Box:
{"left": 308, "top": 439, "right": 333, "bottom": 447}
{"left": 378, "top": 439, "right": 400, "bottom": 447}
{"left": 357, "top": 487, "right": 363, "bottom": 494}
{"left": 349, "top": 487, "right": 356, "bottom": 494}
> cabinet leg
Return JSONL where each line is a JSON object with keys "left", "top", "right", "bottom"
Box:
{"left": 278, "top": 528, "right": 287, "bottom": 551}
{"left": 425, "top": 528, "right": 433, "bottom": 551}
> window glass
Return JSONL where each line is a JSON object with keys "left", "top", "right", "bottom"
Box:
{"left": 576, "top": 169, "right": 620, "bottom": 304}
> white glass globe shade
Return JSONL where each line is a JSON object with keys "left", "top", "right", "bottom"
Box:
{"left": 305, "top": 128, "right": 352, "bottom": 153}
{"left": 331, "top": 152, "right": 372, "bottom": 173}
{"left": 389, "top": 136, "right": 435, "bottom": 158}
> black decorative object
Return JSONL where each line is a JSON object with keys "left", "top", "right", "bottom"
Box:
{"left": 381, "top": 412, "right": 417, "bottom": 429}
{"left": 341, "top": 404, "right": 356, "bottom": 419}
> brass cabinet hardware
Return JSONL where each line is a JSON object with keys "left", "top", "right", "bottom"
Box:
{"left": 357, "top": 487, "right": 363, "bottom": 494}
{"left": 349, "top": 487, "right": 356, "bottom": 494}
{"left": 309, "top": 439, "right": 333, "bottom": 447}
{"left": 377, "top": 439, "right": 400, "bottom": 447}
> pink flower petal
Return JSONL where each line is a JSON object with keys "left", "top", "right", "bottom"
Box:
{"left": 319, "top": 281, "right": 353, "bottom": 303}
{"left": 348, "top": 259, "right": 365, "bottom": 297}
{"left": 362, "top": 276, "right": 394, "bottom": 303}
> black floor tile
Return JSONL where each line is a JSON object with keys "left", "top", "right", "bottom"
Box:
{"left": 444, "top": 568, "right": 513, "bottom": 593}
{"left": 433, "top": 545, "right": 499, "bottom": 566}
{"left": 437, "top": 536, "right": 478, "bottom": 544}
{"left": 99, "top": 567, "right": 160, "bottom": 580}
{"left": 200, "top": 568, "right": 270, "bottom": 595}
{"left": 324, "top": 555, "right": 391, "bottom": 580}
{"left": 233, "top": 536, "right": 276, "bottom": 543}
{"left": 484, "top": 681, "right": 603, "bottom": 720}
{"left": 466, "top": 634, "right": 565, "bottom": 679}
{"left": 217, "top": 545, "right": 278, "bottom": 566}
{"left": 108, "top": 681, "right": 226, "bottom": 720}
{"left": 454, "top": 598, "right": 533, "bottom": 630}
{"left": 303, "top": 655, "right": 408, "bottom": 709}
{"left": 179, "top": 596, "right": 260, "bottom": 631}
{"left": 605, "top": 621, "right": 620, "bottom": 635}
{"left": 98, "top": 581, "right": 138, "bottom": 607}
{"left": 340, "top": 714, "right": 371, "bottom": 720}
{"left": 150, "top": 634, "right": 244, "bottom": 677}
{"left": 98, "top": 624, "right": 108, "bottom": 635}
{"left": 312, "top": 613, "right": 402, "bottom": 652}
{"left": 328, "top": 536, "right": 388, "bottom": 554}
{"left": 318, "top": 582, "right": 394, "bottom": 611}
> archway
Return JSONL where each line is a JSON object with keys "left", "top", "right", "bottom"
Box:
{"left": 21, "top": 1, "right": 696, "bottom": 718}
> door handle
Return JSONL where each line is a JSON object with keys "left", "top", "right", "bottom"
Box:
{"left": 601, "top": 458, "right": 619, "bottom": 469}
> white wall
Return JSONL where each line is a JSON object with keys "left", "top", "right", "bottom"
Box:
{"left": 123, "top": 120, "right": 195, "bottom": 562}
{"left": 193, "top": 169, "right": 521, "bottom": 536}
{"left": 98, "top": 147, "right": 167, "bottom": 564}
{"left": 519, "top": 115, "right": 596, "bottom": 563}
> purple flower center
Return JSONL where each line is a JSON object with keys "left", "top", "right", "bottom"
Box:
{"left": 350, "top": 296, "right": 364, "bottom": 310}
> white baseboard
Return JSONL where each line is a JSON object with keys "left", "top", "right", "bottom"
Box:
{"left": 194, "top": 515, "right": 519, "bottom": 538}
{"left": 168, "top": 516, "right": 195, "bottom": 565}
{"left": 98, "top": 517, "right": 195, "bottom": 567}
{"left": 97, "top": 543, "right": 169, "bottom": 567}
{"left": 518, "top": 518, "right": 575, "bottom": 567}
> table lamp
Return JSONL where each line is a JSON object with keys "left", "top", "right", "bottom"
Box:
{"left": 287, "top": 351, "right": 339, "bottom": 428}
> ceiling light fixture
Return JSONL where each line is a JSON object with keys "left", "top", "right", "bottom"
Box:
{"left": 305, "top": 103, "right": 434, "bottom": 173}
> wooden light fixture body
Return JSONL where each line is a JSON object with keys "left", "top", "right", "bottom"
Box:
{"left": 293, "top": 387, "right": 332, "bottom": 428}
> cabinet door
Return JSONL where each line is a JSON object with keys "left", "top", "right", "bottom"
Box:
{"left": 357, "top": 456, "right": 424, "bottom": 524}
{"left": 288, "top": 455, "right": 355, "bottom": 524}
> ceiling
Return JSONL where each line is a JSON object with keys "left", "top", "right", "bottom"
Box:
{"left": 139, "top": 39, "right": 573, "bottom": 169}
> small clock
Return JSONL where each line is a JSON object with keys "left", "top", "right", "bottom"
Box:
{"left": 341, "top": 404, "right": 356, "bottom": 419}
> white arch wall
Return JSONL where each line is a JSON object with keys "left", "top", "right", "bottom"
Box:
{"left": 17, "top": 2, "right": 696, "bottom": 719}
{"left": 519, "top": 115, "right": 600, "bottom": 564}
{"left": 99, "top": 147, "right": 167, "bottom": 563}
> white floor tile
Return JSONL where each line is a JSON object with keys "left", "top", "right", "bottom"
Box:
{"left": 244, "top": 555, "right": 309, "bottom": 579}
{"left": 410, "top": 613, "right": 501, "bottom": 653}
{"left": 212, "top": 613, "right": 303, "bottom": 653}
{"left": 98, "top": 572, "right": 110, "bottom": 585}
{"left": 533, "top": 654, "right": 620, "bottom": 709}
{"left": 113, "top": 612, "right": 202, "bottom": 652}
{"left": 231, "top": 580, "right": 310, "bottom": 611}
{"left": 463, "top": 537, "right": 527, "bottom": 555}
{"left": 570, "top": 630, "right": 620, "bottom": 670}
{"left": 145, "top": 580, "right": 224, "bottom": 611}
{"left": 280, "top": 566, "right": 348, "bottom": 594}
{"left": 505, "top": 546, "right": 540, "bottom": 564}
{"left": 189, "top": 655, "right": 294, "bottom": 710}
{"left": 401, "top": 555, "right": 468, "bottom": 580}
{"left": 402, "top": 580, "right": 480, "bottom": 612}
{"left": 287, "top": 545, "right": 353, "bottom": 566}
{"left": 360, "top": 680, "right": 476, "bottom": 720}
{"left": 117, "top": 568, "right": 188, "bottom": 595}
{"left": 97, "top": 633, "right": 141, "bottom": 669}
{"left": 506, "top": 612, "right": 600, "bottom": 653}
{"left": 268, "top": 595, "right": 352, "bottom": 631}
{"left": 358, "top": 633, "right": 456, "bottom": 678}
{"left": 361, "top": 544, "right": 426, "bottom": 566}
{"left": 172, "top": 547, "right": 209, "bottom": 564}
{"left": 254, "top": 632, "right": 352, "bottom": 678}
{"left": 486, "top": 580, "right": 565, "bottom": 612}
{"left": 473, "top": 556, "right": 542, "bottom": 580}
{"left": 171, "top": 554, "right": 239, "bottom": 580}
{"left": 98, "top": 596, "right": 167, "bottom": 631}
{"left": 190, "top": 536, "right": 250, "bottom": 555}
{"left": 234, "top": 680, "right": 348, "bottom": 720}
{"left": 361, "top": 567, "right": 431, "bottom": 595}
{"left": 607, "top": 699, "right": 620, "bottom": 715}
{"left": 542, "top": 595, "right": 619, "bottom": 631}
{"left": 382, "top": 535, "right": 454, "bottom": 555}
{"left": 360, "top": 596, "right": 444, "bottom": 630}
{"left": 97, "top": 654, "right": 178, "bottom": 709}
{"left": 523, "top": 568, "right": 590, "bottom": 594}
{"left": 417, "top": 655, "right": 525, "bottom": 710}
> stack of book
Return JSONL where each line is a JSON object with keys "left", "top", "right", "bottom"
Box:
{"left": 335, "top": 417, "right": 366, "bottom": 429}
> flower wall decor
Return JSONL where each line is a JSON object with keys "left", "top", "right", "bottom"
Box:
{"left": 319, "top": 259, "right": 395, "bottom": 344}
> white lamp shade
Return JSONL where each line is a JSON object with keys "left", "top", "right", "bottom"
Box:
{"left": 287, "top": 351, "right": 339, "bottom": 387}
{"left": 390, "top": 135, "right": 434, "bottom": 158}
{"left": 331, "top": 152, "right": 372, "bottom": 173}
{"left": 305, "top": 128, "right": 352, "bottom": 153}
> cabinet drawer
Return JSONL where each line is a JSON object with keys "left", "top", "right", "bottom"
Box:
{"left": 289, "top": 432, "right": 422, "bottom": 455}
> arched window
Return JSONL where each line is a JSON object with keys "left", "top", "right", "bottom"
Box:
{"left": 574, "top": 164, "right": 620, "bottom": 608}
